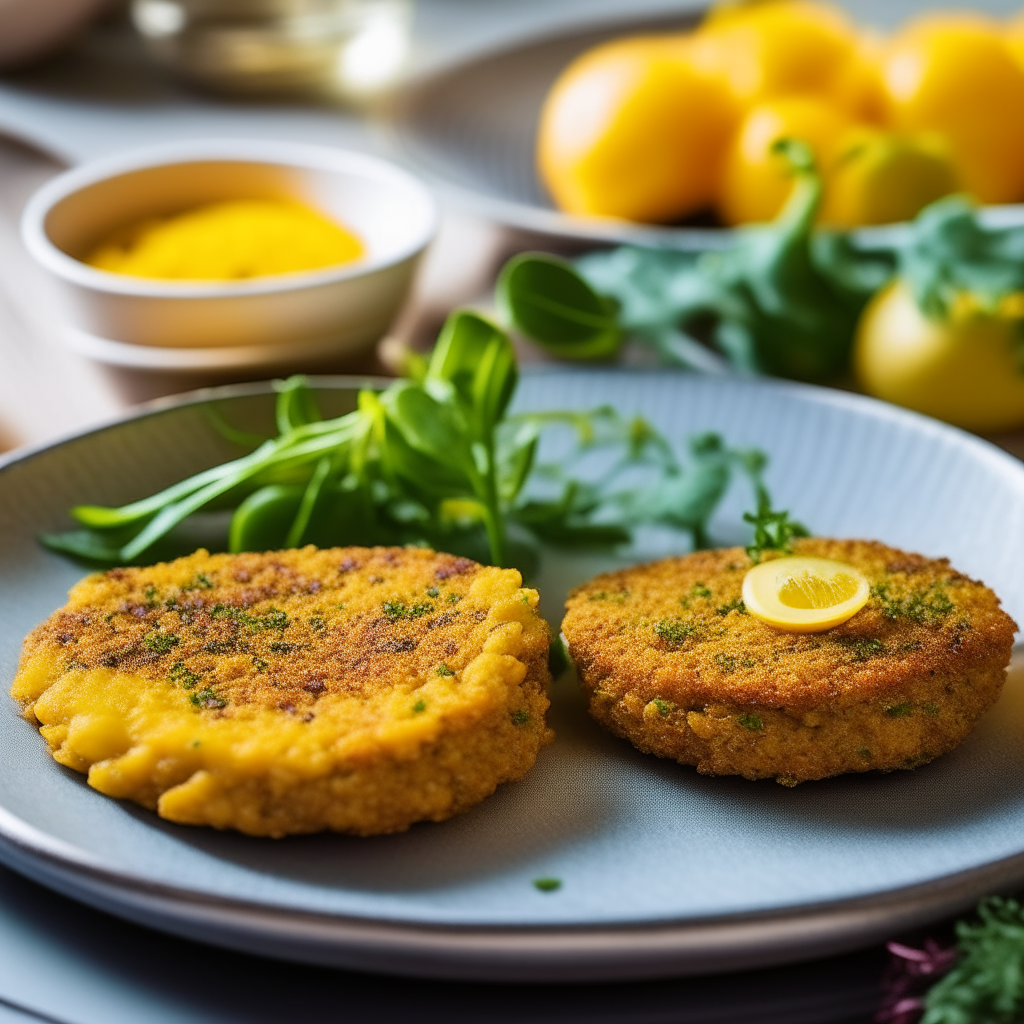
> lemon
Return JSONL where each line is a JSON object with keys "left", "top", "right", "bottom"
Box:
{"left": 819, "top": 128, "right": 960, "bottom": 227}
{"left": 742, "top": 556, "right": 870, "bottom": 633}
{"left": 854, "top": 281, "right": 1024, "bottom": 432}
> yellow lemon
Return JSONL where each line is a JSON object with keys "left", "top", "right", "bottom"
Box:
{"left": 878, "top": 13, "right": 1024, "bottom": 204}
{"left": 1005, "top": 10, "right": 1024, "bottom": 71}
{"left": 819, "top": 127, "right": 960, "bottom": 227}
{"left": 536, "top": 35, "right": 738, "bottom": 222}
{"left": 716, "top": 95, "right": 854, "bottom": 225}
{"left": 743, "top": 556, "right": 870, "bottom": 633}
{"left": 692, "top": 0, "right": 859, "bottom": 107}
{"left": 854, "top": 280, "right": 1024, "bottom": 433}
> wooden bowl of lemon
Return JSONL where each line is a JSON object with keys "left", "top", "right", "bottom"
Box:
{"left": 21, "top": 140, "right": 437, "bottom": 372}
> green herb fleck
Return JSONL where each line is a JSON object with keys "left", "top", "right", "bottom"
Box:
{"left": 511, "top": 710, "right": 530, "bottom": 726}
{"left": 652, "top": 698, "right": 671, "bottom": 717}
{"left": 211, "top": 604, "right": 288, "bottom": 632}
{"left": 269, "top": 642, "right": 299, "bottom": 655}
{"left": 426, "top": 587, "right": 440, "bottom": 598}
{"left": 183, "top": 572, "right": 214, "bottom": 591}
{"left": 143, "top": 585, "right": 159, "bottom": 606}
{"left": 383, "top": 601, "right": 434, "bottom": 622}
{"left": 170, "top": 661, "right": 201, "bottom": 689}
{"left": 715, "top": 653, "right": 737, "bottom": 673}
{"left": 654, "top": 619, "right": 700, "bottom": 648}
{"left": 923, "top": 703, "right": 940, "bottom": 716}
{"left": 589, "top": 589, "right": 631, "bottom": 604}
{"left": 436, "top": 664, "right": 455, "bottom": 677}
{"left": 738, "top": 713, "right": 763, "bottom": 731}
{"left": 252, "top": 656, "right": 269, "bottom": 673}
{"left": 533, "top": 877, "right": 562, "bottom": 892}
{"left": 191, "top": 740, "right": 202, "bottom": 748}
{"left": 717, "top": 598, "right": 747, "bottom": 617}
{"left": 885, "top": 702, "right": 913, "bottom": 718}
{"left": 447, "top": 593, "right": 462, "bottom": 605}
{"left": 871, "top": 582, "right": 954, "bottom": 624}
{"left": 412, "top": 699, "right": 426, "bottom": 713}
{"left": 740, "top": 657, "right": 756, "bottom": 668}
{"left": 691, "top": 583, "right": 712, "bottom": 599}
{"left": 143, "top": 632, "right": 179, "bottom": 655}
{"left": 843, "top": 637, "right": 886, "bottom": 662}
{"left": 857, "top": 748, "right": 872, "bottom": 760}
{"left": 190, "top": 688, "right": 227, "bottom": 710}
{"left": 309, "top": 615, "right": 326, "bottom": 632}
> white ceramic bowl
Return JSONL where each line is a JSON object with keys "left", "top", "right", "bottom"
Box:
{"left": 21, "top": 139, "right": 437, "bottom": 369}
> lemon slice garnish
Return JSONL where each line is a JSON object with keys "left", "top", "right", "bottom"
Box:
{"left": 742, "top": 556, "right": 870, "bottom": 633}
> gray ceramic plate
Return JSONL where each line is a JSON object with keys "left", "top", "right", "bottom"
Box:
{"left": 2, "top": 369, "right": 1024, "bottom": 982}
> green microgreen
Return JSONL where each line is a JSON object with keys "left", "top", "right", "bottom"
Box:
{"left": 744, "top": 486, "right": 809, "bottom": 563}
{"left": 436, "top": 664, "right": 455, "bottom": 677}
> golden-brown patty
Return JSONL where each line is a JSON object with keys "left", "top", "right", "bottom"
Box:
{"left": 12, "top": 546, "right": 552, "bottom": 836}
{"left": 562, "top": 538, "right": 1016, "bottom": 784}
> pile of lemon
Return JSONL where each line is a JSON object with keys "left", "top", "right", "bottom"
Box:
{"left": 537, "top": 1, "right": 1024, "bottom": 227}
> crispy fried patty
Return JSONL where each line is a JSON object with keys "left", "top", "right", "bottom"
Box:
{"left": 562, "top": 539, "right": 1016, "bottom": 784}
{"left": 13, "top": 546, "right": 552, "bottom": 836}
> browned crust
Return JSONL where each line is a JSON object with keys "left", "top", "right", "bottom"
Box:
{"left": 562, "top": 538, "right": 1016, "bottom": 783}
{"left": 19, "top": 546, "right": 517, "bottom": 716}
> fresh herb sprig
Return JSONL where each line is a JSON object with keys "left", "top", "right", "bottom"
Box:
{"left": 743, "top": 485, "right": 809, "bottom": 563}
{"left": 42, "top": 310, "right": 777, "bottom": 570}
{"left": 878, "top": 897, "right": 1024, "bottom": 1024}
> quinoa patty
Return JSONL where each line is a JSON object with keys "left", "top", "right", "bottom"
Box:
{"left": 562, "top": 538, "right": 1016, "bottom": 785}
{"left": 13, "top": 546, "right": 552, "bottom": 836}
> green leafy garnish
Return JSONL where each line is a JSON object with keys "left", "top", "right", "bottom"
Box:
{"left": 920, "top": 897, "right": 1024, "bottom": 1024}
{"left": 505, "top": 140, "right": 892, "bottom": 381}
{"left": 737, "top": 713, "right": 763, "bottom": 731}
{"left": 41, "top": 309, "right": 783, "bottom": 572}
{"left": 897, "top": 196, "right": 1024, "bottom": 323}
{"left": 744, "top": 486, "right": 809, "bottom": 563}
{"left": 498, "top": 252, "right": 623, "bottom": 360}
{"left": 436, "top": 664, "right": 455, "bottom": 677}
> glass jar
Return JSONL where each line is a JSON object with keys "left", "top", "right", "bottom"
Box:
{"left": 131, "top": 0, "right": 413, "bottom": 99}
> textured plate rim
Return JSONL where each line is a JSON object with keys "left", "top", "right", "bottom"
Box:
{"left": 2, "top": 370, "right": 1024, "bottom": 981}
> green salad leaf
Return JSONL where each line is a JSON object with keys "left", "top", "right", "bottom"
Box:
{"left": 502, "top": 140, "right": 894, "bottom": 382}
{"left": 894, "top": 195, "right": 1024, "bottom": 321}
{"left": 42, "top": 310, "right": 783, "bottom": 571}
